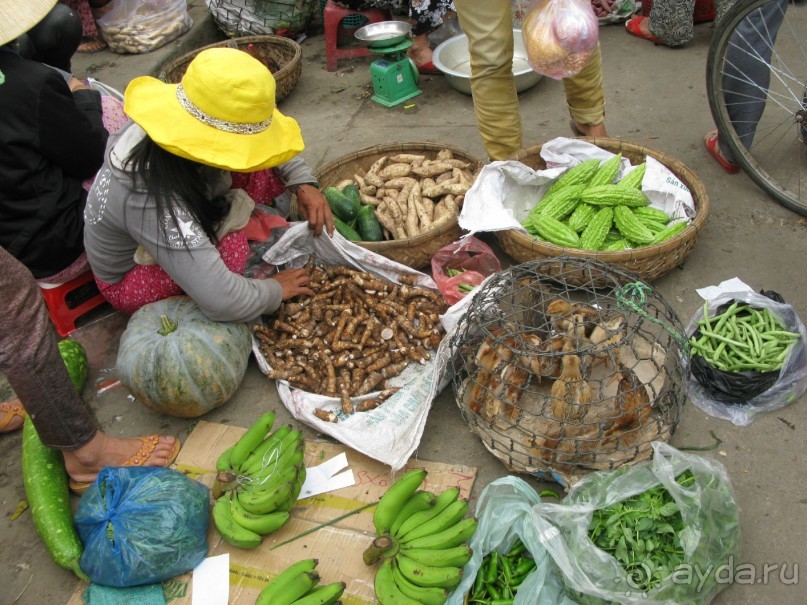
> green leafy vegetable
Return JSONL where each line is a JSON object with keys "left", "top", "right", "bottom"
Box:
{"left": 587, "top": 471, "right": 694, "bottom": 592}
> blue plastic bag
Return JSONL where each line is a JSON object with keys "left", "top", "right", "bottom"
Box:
{"left": 75, "top": 466, "right": 210, "bottom": 587}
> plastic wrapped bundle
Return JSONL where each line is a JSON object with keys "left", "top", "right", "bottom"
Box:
{"left": 522, "top": 0, "right": 599, "bottom": 80}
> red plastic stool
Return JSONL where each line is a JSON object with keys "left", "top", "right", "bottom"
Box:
{"left": 324, "top": 0, "right": 390, "bottom": 72}
{"left": 38, "top": 269, "right": 108, "bottom": 338}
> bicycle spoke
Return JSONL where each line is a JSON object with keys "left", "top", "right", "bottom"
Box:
{"left": 707, "top": 0, "right": 807, "bottom": 215}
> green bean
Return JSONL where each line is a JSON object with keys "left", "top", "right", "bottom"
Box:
{"left": 759, "top": 330, "right": 800, "bottom": 339}
{"left": 711, "top": 340, "right": 727, "bottom": 365}
{"left": 711, "top": 302, "right": 742, "bottom": 334}
{"left": 697, "top": 329, "right": 749, "bottom": 348}
{"left": 699, "top": 299, "right": 712, "bottom": 331}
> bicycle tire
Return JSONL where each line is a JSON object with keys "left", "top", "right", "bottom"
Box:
{"left": 706, "top": 0, "right": 807, "bottom": 215}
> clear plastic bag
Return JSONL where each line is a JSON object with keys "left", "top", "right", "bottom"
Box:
{"left": 75, "top": 466, "right": 210, "bottom": 587}
{"left": 530, "top": 442, "right": 741, "bottom": 605}
{"left": 685, "top": 289, "right": 807, "bottom": 425}
{"left": 206, "top": 0, "right": 318, "bottom": 37}
{"left": 431, "top": 237, "right": 502, "bottom": 306}
{"left": 97, "top": 0, "right": 192, "bottom": 54}
{"left": 522, "top": 0, "right": 600, "bottom": 79}
{"left": 446, "top": 477, "right": 578, "bottom": 604}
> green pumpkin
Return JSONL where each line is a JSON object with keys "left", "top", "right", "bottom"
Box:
{"left": 58, "top": 339, "right": 88, "bottom": 393}
{"left": 116, "top": 296, "right": 253, "bottom": 418}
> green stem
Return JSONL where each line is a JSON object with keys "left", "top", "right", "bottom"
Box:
{"left": 270, "top": 501, "right": 376, "bottom": 550}
{"left": 677, "top": 430, "right": 722, "bottom": 452}
{"left": 158, "top": 315, "right": 179, "bottom": 336}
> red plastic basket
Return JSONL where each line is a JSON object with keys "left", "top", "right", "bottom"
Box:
{"left": 641, "top": 0, "right": 716, "bottom": 24}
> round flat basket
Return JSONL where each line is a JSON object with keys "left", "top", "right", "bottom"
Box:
{"left": 156, "top": 35, "right": 302, "bottom": 103}
{"left": 496, "top": 137, "right": 710, "bottom": 286}
{"left": 448, "top": 256, "right": 687, "bottom": 488}
{"left": 315, "top": 142, "right": 482, "bottom": 269}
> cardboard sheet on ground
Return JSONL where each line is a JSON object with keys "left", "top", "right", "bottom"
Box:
{"left": 67, "top": 421, "right": 477, "bottom": 605}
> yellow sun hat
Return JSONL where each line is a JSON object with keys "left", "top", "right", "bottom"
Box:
{"left": 124, "top": 47, "right": 304, "bottom": 173}
{"left": 0, "top": 0, "right": 57, "bottom": 46}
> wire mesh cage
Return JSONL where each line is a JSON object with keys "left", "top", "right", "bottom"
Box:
{"left": 449, "top": 257, "right": 688, "bottom": 488}
{"left": 207, "top": 0, "right": 319, "bottom": 37}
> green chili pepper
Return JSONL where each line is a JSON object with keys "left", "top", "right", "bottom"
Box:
{"left": 485, "top": 551, "right": 499, "bottom": 584}
{"left": 486, "top": 582, "right": 502, "bottom": 600}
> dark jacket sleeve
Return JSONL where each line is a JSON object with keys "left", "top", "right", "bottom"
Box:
{"left": 36, "top": 75, "right": 108, "bottom": 179}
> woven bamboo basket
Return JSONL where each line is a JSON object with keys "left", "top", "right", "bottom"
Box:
{"left": 315, "top": 142, "right": 482, "bottom": 269}
{"left": 496, "top": 137, "right": 710, "bottom": 286}
{"left": 156, "top": 35, "right": 302, "bottom": 103}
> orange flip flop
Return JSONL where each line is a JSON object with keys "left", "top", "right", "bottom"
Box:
{"left": 0, "top": 399, "right": 26, "bottom": 433}
{"left": 704, "top": 130, "right": 741, "bottom": 174}
{"left": 69, "top": 435, "right": 182, "bottom": 496}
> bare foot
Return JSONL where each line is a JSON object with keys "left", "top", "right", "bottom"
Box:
{"left": 407, "top": 35, "right": 433, "bottom": 66}
{"left": 77, "top": 37, "right": 107, "bottom": 53}
{"left": 574, "top": 121, "right": 609, "bottom": 138}
{"left": 63, "top": 432, "right": 178, "bottom": 484}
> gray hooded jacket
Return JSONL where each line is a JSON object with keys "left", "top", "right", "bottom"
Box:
{"left": 83, "top": 123, "right": 316, "bottom": 322}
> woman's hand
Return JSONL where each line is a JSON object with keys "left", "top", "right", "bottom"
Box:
{"left": 294, "top": 184, "right": 335, "bottom": 237}
{"left": 273, "top": 268, "right": 314, "bottom": 300}
{"left": 591, "top": 0, "right": 616, "bottom": 17}
{"left": 68, "top": 76, "right": 91, "bottom": 92}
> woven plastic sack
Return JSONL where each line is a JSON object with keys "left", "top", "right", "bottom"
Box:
{"left": 685, "top": 289, "right": 807, "bottom": 425}
{"left": 529, "top": 442, "right": 741, "bottom": 605}
{"left": 431, "top": 237, "right": 502, "bottom": 306}
{"left": 522, "top": 0, "right": 599, "bottom": 79}
{"left": 75, "top": 466, "right": 210, "bottom": 587}
{"left": 97, "top": 0, "right": 192, "bottom": 54}
{"left": 446, "top": 477, "right": 577, "bottom": 605}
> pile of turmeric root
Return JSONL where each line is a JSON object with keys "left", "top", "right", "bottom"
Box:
{"left": 253, "top": 262, "right": 449, "bottom": 422}
{"left": 334, "top": 149, "right": 476, "bottom": 240}
{"left": 462, "top": 296, "right": 666, "bottom": 472}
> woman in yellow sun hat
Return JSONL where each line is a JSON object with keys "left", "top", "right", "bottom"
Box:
{"left": 84, "top": 47, "right": 334, "bottom": 322}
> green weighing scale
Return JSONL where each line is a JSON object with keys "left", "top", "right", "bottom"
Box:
{"left": 355, "top": 22, "right": 422, "bottom": 107}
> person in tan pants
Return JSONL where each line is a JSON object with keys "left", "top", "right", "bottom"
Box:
{"left": 454, "top": 0, "right": 608, "bottom": 160}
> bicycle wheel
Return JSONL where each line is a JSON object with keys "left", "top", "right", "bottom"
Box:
{"left": 706, "top": 0, "right": 807, "bottom": 215}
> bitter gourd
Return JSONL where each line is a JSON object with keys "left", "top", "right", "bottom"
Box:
{"left": 617, "top": 162, "right": 647, "bottom": 189}
{"left": 613, "top": 205, "right": 655, "bottom": 244}
{"left": 581, "top": 185, "right": 650, "bottom": 208}
{"left": 533, "top": 214, "right": 581, "bottom": 248}
{"left": 579, "top": 207, "right": 614, "bottom": 250}
{"left": 586, "top": 153, "right": 623, "bottom": 188}
{"left": 650, "top": 220, "right": 689, "bottom": 244}
{"left": 567, "top": 202, "right": 597, "bottom": 233}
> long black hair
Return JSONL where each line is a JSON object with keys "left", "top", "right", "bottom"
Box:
{"left": 124, "top": 136, "right": 230, "bottom": 246}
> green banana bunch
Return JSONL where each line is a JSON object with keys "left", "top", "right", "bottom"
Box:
{"left": 212, "top": 412, "right": 307, "bottom": 549}
{"left": 364, "top": 471, "right": 479, "bottom": 604}
{"left": 256, "top": 558, "right": 346, "bottom": 605}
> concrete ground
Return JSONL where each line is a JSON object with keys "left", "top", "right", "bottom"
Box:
{"left": 2, "top": 2, "right": 805, "bottom": 603}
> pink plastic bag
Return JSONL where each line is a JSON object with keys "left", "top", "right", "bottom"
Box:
{"left": 431, "top": 237, "right": 502, "bottom": 305}
{"left": 522, "top": 0, "right": 599, "bottom": 79}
